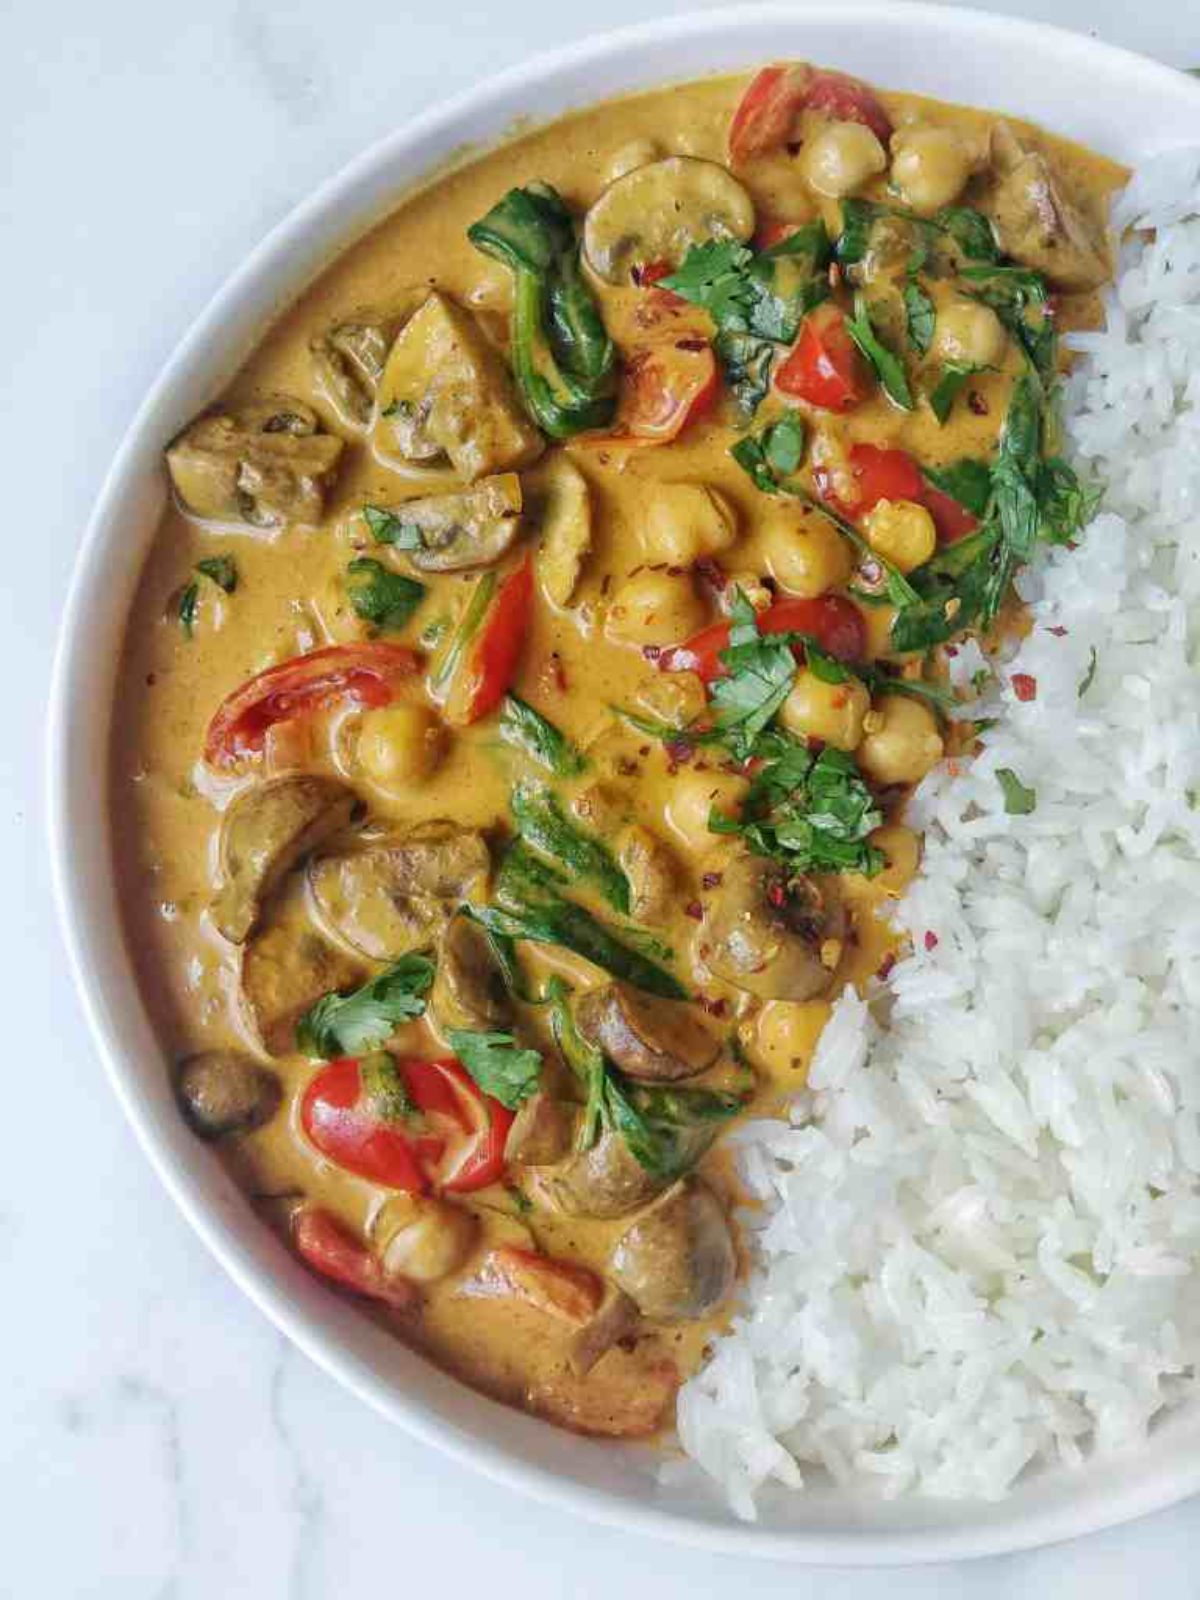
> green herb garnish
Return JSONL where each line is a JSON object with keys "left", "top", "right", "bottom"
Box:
{"left": 996, "top": 767, "right": 1037, "bottom": 815}
{"left": 296, "top": 954, "right": 434, "bottom": 1058}
{"left": 928, "top": 362, "right": 985, "bottom": 425}
{"left": 1078, "top": 646, "right": 1098, "bottom": 698}
{"left": 446, "top": 1030, "right": 543, "bottom": 1110}
{"left": 845, "top": 292, "right": 914, "bottom": 410}
{"left": 196, "top": 555, "right": 238, "bottom": 593}
{"left": 903, "top": 281, "right": 936, "bottom": 355}
{"left": 362, "top": 505, "right": 423, "bottom": 549}
{"left": 177, "top": 582, "right": 199, "bottom": 639}
{"left": 345, "top": 559, "right": 425, "bottom": 633}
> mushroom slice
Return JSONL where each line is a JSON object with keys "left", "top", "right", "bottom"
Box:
{"left": 378, "top": 474, "right": 524, "bottom": 574}
{"left": 576, "top": 984, "right": 718, "bottom": 1083}
{"left": 240, "top": 880, "right": 366, "bottom": 1055}
{"left": 371, "top": 291, "right": 543, "bottom": 484}
{"left": 309, "top": 303, "right": 415, "bottom": 431}
{"left": 611, "top": 1179, "right": 735, "bottom": 1322}
{"left": 526, "top": 454, "right": 592, "bottom": 606}
{"left": 549, "top": 1129, "right": 671, "bottom": 1220}
{"left": 166, "top": 397, "right": 345, "bottom": 528}
{"left": 981, "top": 122, "right": 1111, "bottom": 291}
{"left": 175, "top": 1050, "right": 281, "bottom": 1139}
{"left": 505, "top": 1092, "right": 578, "bottom": 1166}
{"left": 429, "top": 911, "right": 513, "bottom": 1035}
{"left": 583, "top": 156, "right": 755, "bottom": 286}
{"left": 702, "top": 849, "right": 843, "bottom": 1001}
{"left": 210, "top": 775, "right": 358, "bottom": 945}
{"left": 307, "top": 821, "right": 490, "bottom": 961}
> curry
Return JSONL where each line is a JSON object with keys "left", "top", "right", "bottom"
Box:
{"left": 113, "top": 63, "right": 1123, "bottom": 1440}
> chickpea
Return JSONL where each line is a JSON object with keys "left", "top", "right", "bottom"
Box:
{"left": 375, "top": 1196, "right": 478, "bottom": 1284}
{"left": 759, "top": 508, "right": 853, "bottom": 597}
{"left": 801, "top": 121, "right": 887, "bottom": 199}
{"left": 868, "top": 822, "right": 922, "bottom": 896}
{"left": 357, "top": 703, "right": 445, "bottom": 788}
{"left": 664, "top": 769, "right": 749, "bottom": 854}
{"left": 890, "top": 125, "right": 973, "bottom": 215}
{"left": 931, "top": 298, "right": 1008, "bottom": 368}
{"left": 605, "top": 137, "right": 661, "bottom": 183}
{"left": 606, "top": 569, "right": 707, "bottom": 647}
{"left": 643, "top": 482, "right": 738, "bottom": 566}
{"left": 857, "top": 693, "right": 945, "bottom": 786}
{"left": 863, "top": 498, "right": 937, "bottom": 574}
{"left": 778, "top": 668, "right": 870, "bottom": 751}
{"left": 751, "top": 999, "right": 831, "bottom": 1080}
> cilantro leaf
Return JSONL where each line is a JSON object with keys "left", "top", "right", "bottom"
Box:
{"left": 903, "top": 281, "right": 936, "bottom": 355}
{"left": 708, "top": 590, "right": 797, "bottom": 757}
{"left": 196, "top": 554, "right": 238, "bottom": 593}
{"left": 923, "top": 459, "right": 993, "bottom": 518}
{"left": 177, "top": 582, "right": 199, "bottom": 639}
{"left": 362, "top": 505, "right": 423, "bottom": 549}
{"left": 845, "top": 292, "right": 914, "bottom": 410}
{"left": 345, "top": 558, "right": 425, "bottom": 633}
{"left": 446, "top": 1029, "right": 543, "bottom": 1110}
{"left": 996, "top": 767, "right": 1037, "bottom": 814}
{"left": 296, "top": 954, "right": 434, "bottom": 1058}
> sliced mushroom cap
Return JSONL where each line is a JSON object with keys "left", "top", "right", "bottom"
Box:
{"left": 307, "top": 821, "right": 490, "bottom": 960}
{"left": 310, "top": 303, "right": 415, "bottom": 431}
{"left": 371, "top": 1194, "right": 479, "bottom": 1284}
{"left": 702, "top": 849, "right": 843, "bottom": 1001}
{"left": 175, "top": 1050, "right": 281, "bottom": 1139}
{"left": 576, "top": 984, "right": 719, "bottom": 1083}
{"left": 429, "top": 912, "right": 512, "bottom": 1035}
{"left": 241, "top": 879, "right": 366, "bottom": 1054}
{"left": 610, "top": 1179, "right": 736, "bottom": 1322}
{"left": 615, "top": 824, "right": 677, "bottom": 926}
{"left": 549, "top": 1128, "right": 671, "bottom": 1220}
{"left": 377, "top": 474, "right": 523, "bottom": 574}
{"left": 166, "top": 398, "right": 345, "bottom": 528}
{"left": 981, "top": 122, "right": 1111, "bottom": 291}
{"left": 526, "top": 454, "right": 592, "bottom": 607}
{"left": 583, "top": 156, "right": 755, "bottom": 286}
{"left": 371, "top": 291, "right": 543, "bottom": 484}
{"left": 210, "top": 775, "right": 358, "bottom": 945}
{"left": 505, "top": 1092, "right": 578, "bottom": 1166}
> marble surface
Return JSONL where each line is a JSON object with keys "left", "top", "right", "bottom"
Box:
{"left": 9, "top": 1, "right": 1200, "bottom": 1594}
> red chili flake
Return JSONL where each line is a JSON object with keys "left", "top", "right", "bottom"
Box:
{"left": 698, "top": 994, "right": 728, "bottom": 1018}
{"left": 767, "top": 882, "right": 787, "bottom": 909}
{"left": 701, "top": 871, "right": 724, "bottom": 890}
{"left": 664, "top": 738, "right": 695, "bottom": 771}
{"left": 540, "top": 651, "right": 568, "bottom": 695}
{"left": 684, "top": 900, "right": 704, "bottom": 921}
{"left": 675, "top": 337, "right": 709, "bottom": 352}
{"left": 876, "top": 953, "right": 897, "bottom": 981}
{"left": 1012, "top": 673, "right": 1038, "bottom": 702}
{"left": 694, "top": 557, "right": 728, "bottom": 593}
{"left": 785, "top": 140, "right": 802, "bottom": 157}
{"left": 924, "top": 931, "right": 939, "bottom": 952}
{"left": 968, "top": 391, "right": 989, "bottom": 416}
{"left": 945, "top": 644, "right": 959, "bottom": 657}
{"left": 616, "top": 757, "right": 640, "bottom": 777}
{"left": 641, "top": 644, "right": 662, "bottom": 661}
{"left": 1048, "top": 626, "right": 1068, "bottom": 637}
{"left": 666, "top": 565, "right": 686, "bottom": 578}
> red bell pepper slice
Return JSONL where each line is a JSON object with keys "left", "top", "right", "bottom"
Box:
{"left": 204, "top": 641, "right": 420, "bottom": 769}
{"left": 444, "top": 557, "right": 534, "bottom": 726}
{"left": 729, "top": 63, "right": 892, "bottom": 165}
{"left": 301, "top": 1056, "right": 441, "bottom": 1193}
{"left": 814, "top": 443, "right": 980, "bottom": 544}
{"left": 612, "top": 340, "right": 719, "bottom": 445}
{"left": 776, "top": 304, "right": 872, "bottom": 412}
{"left": 292, "top": 1207, "right": 415, "bottom": 1308}
{"left": 659, "top": 594, "right": 867, "bottom": 683}
{"left": 404, "top": 1058, "right": 515, "bottom": 1194}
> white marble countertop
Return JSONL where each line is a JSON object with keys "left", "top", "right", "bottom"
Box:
{"left": 8, "top": 1, "right": 1200, "bottom": 1594}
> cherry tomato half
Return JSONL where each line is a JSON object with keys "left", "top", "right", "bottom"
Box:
{"left": 728, "top": 63, "right": 892, "bottom": 165}
{"left": 204, "top": 642, "right": 420, "bottom": 769}
{"left": 658, "top": 594, "right": 867, "bottom": 683}
{"left": 293, "top": 1206, "right": 415, "bottom": 1308}
{"left": 613, "top": 340, "right": 719, "bottom": 445}
{"left": 814, "top": 443, "right": 980, "bottom": 544}
{"left": 776, "top": 304, "right": 871, "bottom": 412}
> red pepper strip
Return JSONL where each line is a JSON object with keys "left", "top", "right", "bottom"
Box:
{"left": 293, "top": 1207, "right": 415, "bottom": 1308}
{"left": 775, "top": 304, "right": 872, "bottom": 413}
{"left": 204, "top": 642, "right": 420, "bottom": 768}
{"left": 473, "top": 1246, "right": 605, "bottom": 1324}
{"left": 604, "top": 341, "right": 719, "bottom": 446}
{"left": 814, "top": 443, "right": 980, "bottom": 544}
{"left": 417, "top": 1059, "right": 515, "bottom": 1194}
{"left": 729, "top": 63, "right": 892, "bottom": 164}
{"left": 658, "top": 594, "right": 867, "bottom": 683}
{"left": 300, "top": 1058, "right": 439, "bottom": 1193}
{"left": 445, "top": 558, "right": 533, "bottom": 726}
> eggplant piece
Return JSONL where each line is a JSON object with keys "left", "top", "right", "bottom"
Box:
{"left": 166, "top": 398, "right": 345, "bottom": 528}
{"left": 702, "top": 848, "right": 843, "bottom": 1002}
{"left": 175, "top": 1050, "right": 281, "bottom": 1139}
{"left": 575, "top": 983, "right": 718, "bottom": 1084}
{"left": 307, "top": 822, "right": 490, "bottom": 961}
{"left": 370, "top": 291, "right": 543, "bottom": 483}
{"left": 429, "top": 912, "right": 512, "bottom": 1035}
{"left": 583, "top": 156, "right": 755, "bottom": 285}
{"left": 981, "top": 122, "right": 1111, "bottom": 291}
{"left": 210, "top": 775, "right": 358, "bottom": 944}
{"left": 610, "top": 1179, "right": 735, "bottom": 1322}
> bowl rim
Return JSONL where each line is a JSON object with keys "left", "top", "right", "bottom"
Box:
{"left": 47, "top": 1, "right": 1200, "bottom": 1564}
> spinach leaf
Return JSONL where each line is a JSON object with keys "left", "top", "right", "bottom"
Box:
{"left": 177, "top": 582, "right": 199, "bottom": 639}
{"left": 923, "top": 459, "right": 993, "bottom": 518}
{"left": 446, "top": 1029, "right": 543, "bottom": 1109}
{"left": 345, "top": 559, "right": 426, "bottom": 633}
{"left": 196, "top": 554, "right": 238, "bottom": 593}
{"left": 845, "top": 292, "right": 914, "bottom": 410}
{"left": 547, "top": 978, "right": 607, "bottom": 1149}
{"left": 296, "top": 954, "right": 434, "bottom": 1058}
{"left": 927, "top": 362, "right": 984, "bottom": 425}
{"left": 600, "top": 1077, "right": 741, "bottom": 1180}
{"left": 959, "top": 263, "right": 1055, "bottom": 381}
{"left": 499, "top": 694, "right": 587, "bottom": 777}
{"left": 903, "top": 281, "right": 936, "bottom": 355}
{"left": 362, "top": 505, "right": 423, "bottom": 549}
{"left": 429, "top": 569, "right": 496, "bottom": 695}
{"left": 511, "top": 784, "right": 631, "bottom": 914}
{"left": 931, "top": 206, "right": 999, "bottom": 263}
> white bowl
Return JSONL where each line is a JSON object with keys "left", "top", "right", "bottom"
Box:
{"left": 48, "top": 2, "right": 1200, "bottom": 1563}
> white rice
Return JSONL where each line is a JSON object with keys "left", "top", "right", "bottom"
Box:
{"left": 673, "top": 151, "right": 1200, "bottom": 1518}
